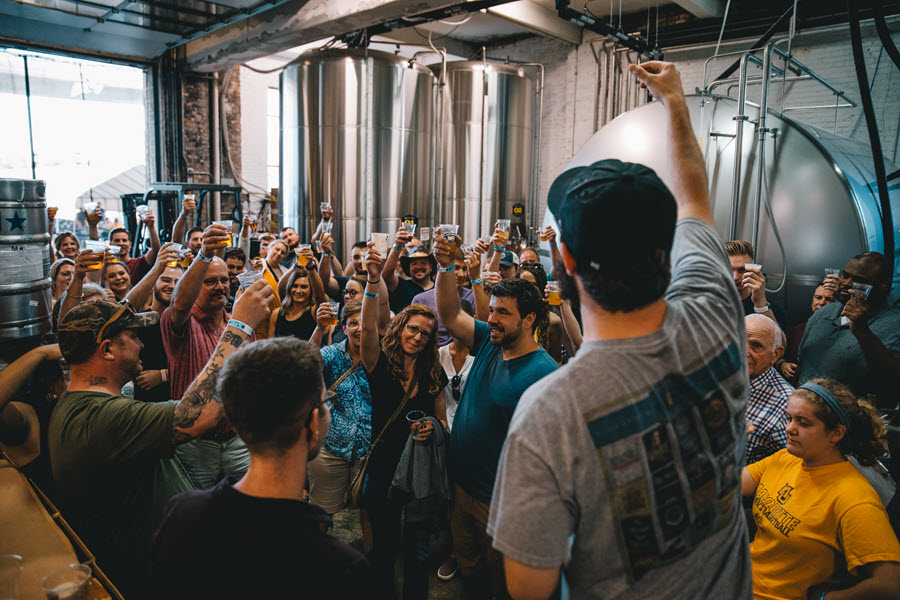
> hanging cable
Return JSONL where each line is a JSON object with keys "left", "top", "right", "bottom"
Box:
{"left": 713, "top": 0, "right": 732, "bottom": 58}
{"left": 849, "top": 46, "right": 883, "bottom": 138}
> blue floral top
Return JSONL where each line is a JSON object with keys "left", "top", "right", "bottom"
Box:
{"left": 321, "top": 340, "right": 372, "bottom": 461}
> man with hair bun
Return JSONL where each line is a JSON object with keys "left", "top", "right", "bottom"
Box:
{"left": 487, "top": 61, "right": 752, "bottom": 599}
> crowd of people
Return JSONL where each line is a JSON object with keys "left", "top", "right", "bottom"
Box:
{"left": 2, "top": 61, "right": 900, "bottom": 599}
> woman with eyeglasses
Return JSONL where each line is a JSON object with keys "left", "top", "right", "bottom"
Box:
{"left": 359, "top": 244, "right": 448, "bottom": 600}
{"left": 267, "top": 267, "right": 326, "bottom": 341}
{"left": 308, "top": 300, "right": 373, "bottom": 515}
{"left": 741, "top": 378, "right": 900, "bottom": 599}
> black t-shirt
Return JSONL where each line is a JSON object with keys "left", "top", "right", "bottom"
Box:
{"left": 150, "top": 478, "right": 371, "bottom": 599}
{"left": 365, "top": 351, "right": 447, "bottom": 485}
{"left": 389, "top": 278, "right": 430, "bottom": 314}
{"left": 135, "top": 322, "right": 171, "bottom": 403}
{"left": 274, "top": 308, "right": 317, "bottom": 341}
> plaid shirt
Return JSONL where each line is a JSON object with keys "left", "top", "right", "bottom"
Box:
{"left": 745, "top": 367, "right": 794, "bottom": 465}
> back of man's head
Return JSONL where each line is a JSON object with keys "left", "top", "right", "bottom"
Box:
{"left": 548, "top": 159, "right": 677, "bottom": 312}
{"left": 218, "top": 338, "right": 324, "bottom": 456}
{"left": 725, "top": 240, "right": 754, "bottom": 260}
{"left": 490, "top": 277, "right": 547, "bottom": 333}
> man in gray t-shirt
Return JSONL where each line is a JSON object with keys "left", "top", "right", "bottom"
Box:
{"left": 487, "top": 62, "right": 752, "bottom": 599}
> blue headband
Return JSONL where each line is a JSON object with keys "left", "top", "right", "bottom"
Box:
{"left": 798, "top": 382, "right": 855, "bottom": 438}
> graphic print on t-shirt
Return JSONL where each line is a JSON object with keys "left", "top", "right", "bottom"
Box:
{"left": 587, "top": 341, "right": 745, "bottom": 583}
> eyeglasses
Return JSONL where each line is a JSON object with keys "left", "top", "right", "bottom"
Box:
{"left": 404, "top": 324, "right": 433, "bottom": 339}
{"left": 305, "top": 391, "right": 336, "bottom": 426}
{"left": 96, "top": 300, "right": 135, "bottom": 344}
{"left": 202, "top": 276, "right": 231, "bottom": 287}
{"left": 345, "top": 319, "right": 361, "bottom": 329}
{"left": 343, "top": 288, "right": 360, "bottom": 297}
{"left": 450, "top": 374, "right": 461, "bottom": 402}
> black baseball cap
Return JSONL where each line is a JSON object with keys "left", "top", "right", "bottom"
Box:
{"left": 547, "top": 159, "right": 677, "bottom": 276}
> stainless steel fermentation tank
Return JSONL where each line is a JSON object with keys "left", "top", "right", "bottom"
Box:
{"left": 435, "top": 61, "right": 537, "bottom": 242}
{"left": 280, "top": 49, "right": 436, "bottom": 260}
{"left": 542, "top": 95, "right": 900, "bottom": 323}
{"left": 0, "top": 178, "right": 52, "bottom": 340}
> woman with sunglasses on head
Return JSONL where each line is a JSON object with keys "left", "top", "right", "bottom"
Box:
{"left": 741, "top": 378, "right": 900, "bottom": 600}
{"left": 360, "top": 243, "right": 448, "bottom": 600}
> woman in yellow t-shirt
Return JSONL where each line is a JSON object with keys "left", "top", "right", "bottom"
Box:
{"left": 741, "top": 378, "right": 900, "bottom": 599}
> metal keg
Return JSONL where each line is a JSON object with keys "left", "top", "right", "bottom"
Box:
{"left": 0, "top": 178, "right": 52, "bottom": 340}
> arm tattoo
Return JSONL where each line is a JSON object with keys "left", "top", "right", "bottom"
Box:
{"left": 85, "top": 375, "right": 108, "bottom": 385}
{"left": 170, "top": 332, "right": 246, "bottom": 446}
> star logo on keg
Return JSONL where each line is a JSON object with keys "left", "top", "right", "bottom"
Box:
{"left": 5, "top": 211, "right": 26, "bottom": 232}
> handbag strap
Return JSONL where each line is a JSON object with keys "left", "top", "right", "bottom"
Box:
{"left": 368, "top": 371, "right": 419, "bottom": 450}
{"left": 329, "top": 361, "right": 361, "bottom": 392}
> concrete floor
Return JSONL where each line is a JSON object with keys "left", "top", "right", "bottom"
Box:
{"left": 331, "top": 508, "right": 480, "bottom": 599}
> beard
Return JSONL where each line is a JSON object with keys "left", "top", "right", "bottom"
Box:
{"left": 153, "top": 287, "right": 171, "bottom": 307}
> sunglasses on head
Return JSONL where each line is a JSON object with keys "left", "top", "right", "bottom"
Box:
{"left": 96, "top": 300, "right": 135, "bottom": 344}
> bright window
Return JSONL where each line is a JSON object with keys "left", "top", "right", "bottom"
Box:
{"left": 266, "top": 86, "right": 279, "bottom": 191}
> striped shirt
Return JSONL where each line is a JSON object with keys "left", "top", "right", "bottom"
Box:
{"left": 746, "top": 367, "right": 793, "bottom": 465}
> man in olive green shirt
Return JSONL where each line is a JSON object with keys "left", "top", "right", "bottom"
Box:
{"left": 50, "top": 276, "right": 273, "bottom": 599}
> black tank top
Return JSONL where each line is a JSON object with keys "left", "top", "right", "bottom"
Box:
{"left": 274, "top": 307, "right": 317, "bottom": 341}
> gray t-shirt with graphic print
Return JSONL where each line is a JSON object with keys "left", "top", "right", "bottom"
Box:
{"left": 487, "top": 218, "right": 752, "bottom": 599}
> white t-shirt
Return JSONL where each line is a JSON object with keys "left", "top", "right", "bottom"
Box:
{"left": 439, "top": 344, "right": 474, "bottom": 432}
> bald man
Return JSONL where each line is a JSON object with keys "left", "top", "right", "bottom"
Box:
{"left": 744, "top": 314, "right": 793, "bottom": 465}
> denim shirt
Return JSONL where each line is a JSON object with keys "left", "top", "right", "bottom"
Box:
{"left": 321, "top": 340, "right": 372, "bottom": 461}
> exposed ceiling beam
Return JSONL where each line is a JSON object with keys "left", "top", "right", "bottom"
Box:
{"left": 488, "top": 0, "right": 582, "bottom": 45}
{"left": 671, "top": 0, "right": 723, "bottom": 19}
{"left": 370, "top": 28, "right": 479, "bottom": 60}
{"left": 182, "top": 0, "right": 462, "bottom": 72}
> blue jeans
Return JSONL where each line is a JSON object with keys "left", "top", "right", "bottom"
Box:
{"left": 175, "top": 435, "right": 250, "bottom": 489}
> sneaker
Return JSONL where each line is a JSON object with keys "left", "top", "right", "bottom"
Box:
{"left": 437, "top": 556, "right": 458, "bottom": 581}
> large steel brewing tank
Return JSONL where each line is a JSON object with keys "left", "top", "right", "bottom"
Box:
{"left": 436, "top": 61, "right": 534, "bottom": 242}
{"left": 542, "top": 95, "right": 900, "bottom": 324}
{"left": 0, "top": 178, "right": 52, "bottom": 340}
{"left": 280, "top": 49, "right": 435, "bottom": 259}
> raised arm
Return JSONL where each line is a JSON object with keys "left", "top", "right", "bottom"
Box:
{"left": 141, "top": 212, "right": 161, "bottom": 265}
{"left": 434, "top": 229, "right": 476, "bottom": 349}
{"left": 168, "top": 225, "right": 229, "bottom": 331}
{"left": 360, "top": 244, "right": 384, "bottom": 372}
{"left": 87, "top": 206, "right": 101, "bottom": 241}
{"left": 0, "top": 344, "right": 61, "bottom": 415}
{"left": 59, "top": 250, "right": 102, "bottom": 322}
{"left": 238, "top": 215, "right": 251, "bottom": 257}
{"left": 126, "top": 243, "right": 179, "bottom": 310}
{"left": 630, "top": 62, "right": 712, "bottom": 225}
{"left": 383, "top": 226, "right": 411, "bottom": 292}
{"left": 559, "top": 298, "right": 583, "bottom": 354}
{"left": 486, "top": 226, "right": 505, "bottom": 272}
{"left": 317, "top": 233, "right": 342, "bottom": 298}
{"left": 171, "top": 196, "right": 195, "bottom": 245}
{"left": 465, "top": 249, "right": 490, "bottom": 321}
{"left": 171, "top": 278, "right": 273, "bottom": 446}
{"left": 845, "top": 290, "right": 900, "bottom": 379}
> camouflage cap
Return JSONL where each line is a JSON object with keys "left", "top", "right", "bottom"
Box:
{"left": 58, "top": 300, "right": 158, "bottom": 359}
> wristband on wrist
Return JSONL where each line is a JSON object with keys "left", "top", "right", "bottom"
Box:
{"left": 227, "top": 318, "right": 254, "bottom": 336}
{"left": 438, "top": 264, "right": 456, "bottom": 273}
{"left": 494, "top": 246, "right": 506, "bottom": 252}
{"left": 394, "top": 244, "right": 404, "bottom": 251}
{"left": 753, "top": 304, "right": 770, "bottom": 314}
{"left": 161, "top": 369, "right": 168, "bottom": 383}
{"left": 549, "top": 242, "right": 558, "bottom": 248}
{"left": 364, "top": 291, "right": 378, "bottom": 299}
{"left": 321, "top": 253, "right": 332, "bottom": 257}
{"left": 470, "top": 278, "right": 483, "bottom": 285}
{"left": 817, "top": 591, "right": 828, "bottom": 600}
{"left": 367, "top": 278, "right": 381, "bottom": 285}
{"left": 197, "top": 251, "right": 213, "bottom": 263}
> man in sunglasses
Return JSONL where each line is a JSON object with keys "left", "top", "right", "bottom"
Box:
{"left": 150, "top": 337, "right": 370, "bottom": 597}
{"left": 49, "top": 279, "right": 273, "bottom": 598}
{"left": 161, "top": 223, "right": 251, "bottom": 489}
{"left": 798, "top": 251, "right": 900, "bottom": 408}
